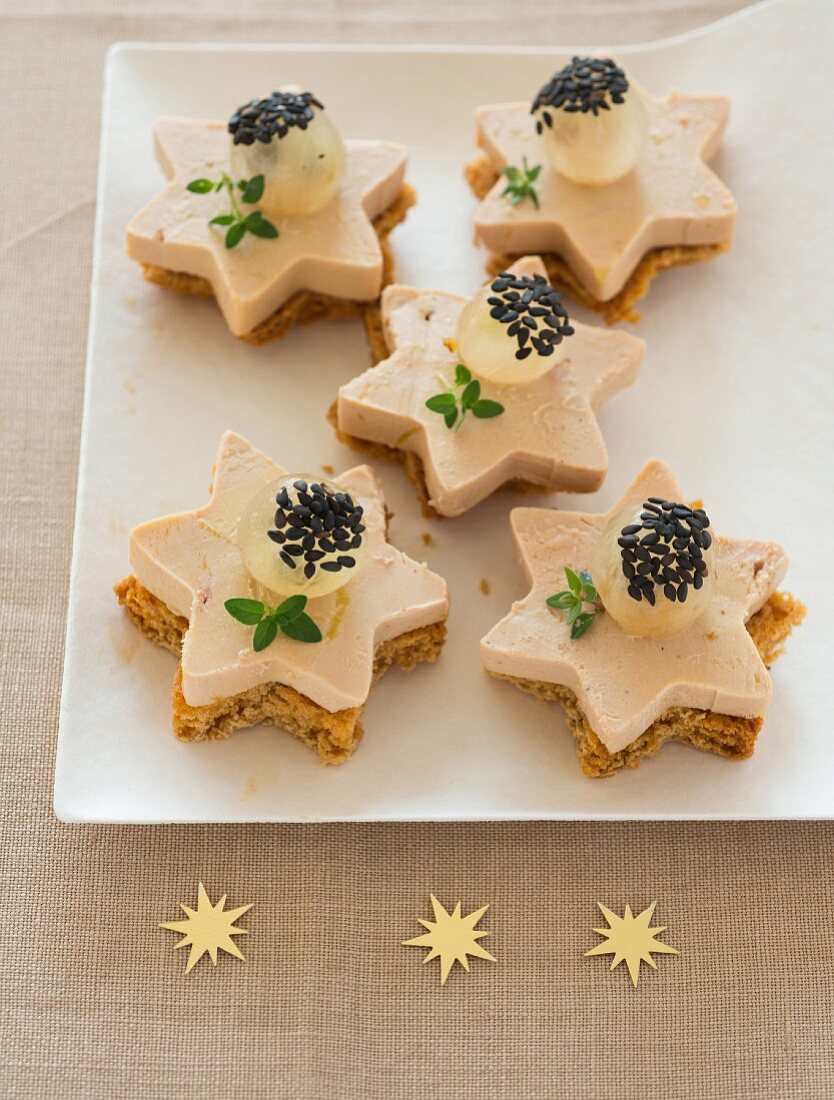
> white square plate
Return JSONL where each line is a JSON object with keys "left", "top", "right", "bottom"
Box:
{"left": 56, "top": 0, "right": 833, "bottom": 821}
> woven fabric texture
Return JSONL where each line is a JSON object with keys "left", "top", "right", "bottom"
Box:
{"left": 4, "top": 3, "right": 833, "bottom": 1098}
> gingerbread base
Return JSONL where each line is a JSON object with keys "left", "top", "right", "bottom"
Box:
{"left": 140, "top": 184, "right": 416, "bottom": 346}
{"left": 114, "top": 574, "right": 446, "bottom": 764}
{"left": 488, "top": 591, "right": 805, "bottom": 778}
{"left": 464, "top": 157, "right": 729, "bottom": 325}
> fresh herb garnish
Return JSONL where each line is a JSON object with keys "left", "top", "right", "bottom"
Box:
{"left": 186, "top": 173, "right": 279, "bottom": 249}
{"left": 224, "top": 594, "right": 322, "bottom": 651}
{"left": 546, "top": 567, "right": 598, "bottom": 639}
{"left": 425, "top": 364, "right": 505, "bottom": 431}
{"left": 500, "top": 157, "right": 542, "bottom": 209}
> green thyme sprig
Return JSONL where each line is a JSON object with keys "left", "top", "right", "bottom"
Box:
{"left": 186, "top": 173, "right": 279, "bottom": 249}
{"left": 546, "top": 567, "right": 598, "bottom": 639}
{"left": 500, "top": 157, "right": 542, "bottom": 209}
{"left": 224, "top": 594, "right": 322, "bottom": 651}
{"left": 425, "top": 364, "right": 505, "bottom": 432}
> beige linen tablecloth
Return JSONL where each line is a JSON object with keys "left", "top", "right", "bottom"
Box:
{"left": 3, "top": 2, "right": 833, "bottom": 1097}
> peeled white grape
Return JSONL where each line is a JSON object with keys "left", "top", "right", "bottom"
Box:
{"left": 237, "top": 475, "right": 365, "bottom": 600}
{"left": 538, "top": 89, "right": 648, "bottom": 186}
{"left": 230, "top": 108, "right": 346, "bottom": 218}
{"left": 455, "top": 283, "right": 570, "bottom": 386}
{"left": 591, "top": 504, "right": 716, "bottom": 639}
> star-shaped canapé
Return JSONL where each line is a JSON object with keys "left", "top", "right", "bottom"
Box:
{"left": 472, "top": 89, "right": 736, "bottom": 303}
{"left": 481, "top": 460, "right": 790, "bottom": 756}
{"left": 127, "top": 118, "right": 408, "bottom": 336}
{"left": 337, "top": 257, "right": 644, "bottom": 517}
{"left": 129, "top": 432, "right": 448, "bottom": 715}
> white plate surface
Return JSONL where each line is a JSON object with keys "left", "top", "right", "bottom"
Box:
{"left": 56, "top": 0, "right": 833, "bottom": 822}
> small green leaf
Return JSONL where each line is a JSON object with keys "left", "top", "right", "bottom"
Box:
{"left": 565, "top": 567, "right": 582, "bottom": 596}
{"left": 225, "top": 598, "right": 266, "bottom": 625}
{"left": 209, "top": 214, "right": 235, "bottom": 226}
{"left": 246, "top": 214, "right": 279, "bottom": 238}
{"left": 567, "top": 602, "right": 583, "bottom": 626}
{"left": 472, "top": 399, "right": 505, "bottom": 419}
{"left": 276, "top": 594, "right": 307, "bottom": 622}
{"left": 253, "top": 617, "right": 279, "bottom": 652}
{"left": 280, "top": 613, "right": 323, "bottom": 643}
{"left": 461, "top": 379, "right": 481, "bottom": 409}
{"left": 546, "top": 591, "right": 575, "bottom": 610}
{"left": 577, "top": 570, "right": 597, "bottom": 602}
{"left": 454, "top": 363, "right": 471, "bottom": 386}
{"left": 241, "top": 174, "right": 265, "bottom": 203}
{"left": 225, "top": 222, "right": 247, "bottom": 249}
{"left": 444, "top": 408, "right": 458, "bottom": 429}
{"left": 426, "top": 393, "right": 457, "bottom": 412}
{"left": 570, "top": 612, "right": 596, "bottom": 639}
{"left": 187, "top": 178, "right": 215, "bottom": 193}
{"left": 527, "top": 165, "right": 542, "bottom": 181}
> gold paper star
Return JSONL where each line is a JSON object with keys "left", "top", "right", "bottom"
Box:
{"left": 584, "top": 901, "right": 678, "bottom": 986}
{"left": 403, "top": 894, "right": 496, "bottom": 984}
{"left": 160, "top": 883, "right": 252, "bottom": 973}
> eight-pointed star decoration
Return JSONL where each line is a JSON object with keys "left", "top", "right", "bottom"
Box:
{"left": 403, "top": 894, "right": 496, "bottom": 985}
{"left": 471, "top": 88, "right": 736, "bottom": 302}
{"left": 337, "top": 257, "right": 644, "bottom": 517}
{"left": 160, "top": 882, "right": 252, "bottom": 974}
{"left": 129, "top": 432, "right": 448, "bottom": 714}
{"left": 481, "top": 459, "right": 790, "bottom": 755}
{"left": 126, "top": 118, "right": 408, "bottom": 336}
{"left": 585, "top": 901, "right": 678, "bottom": 987}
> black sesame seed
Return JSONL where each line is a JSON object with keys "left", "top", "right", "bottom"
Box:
{"left": 531, "top": 57, "right": 629, "bottom": 120}
{"left": 229, "top": 91, "right": 326, "bottom": 145}
{"left": 617, "top": 497, "right": 712, "bottom": 604}
{"left": 487, "top": 271, "right": 573, "bottom": 360}
{"left": 320, "top": 561, "right": 341, "bottom": 573}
